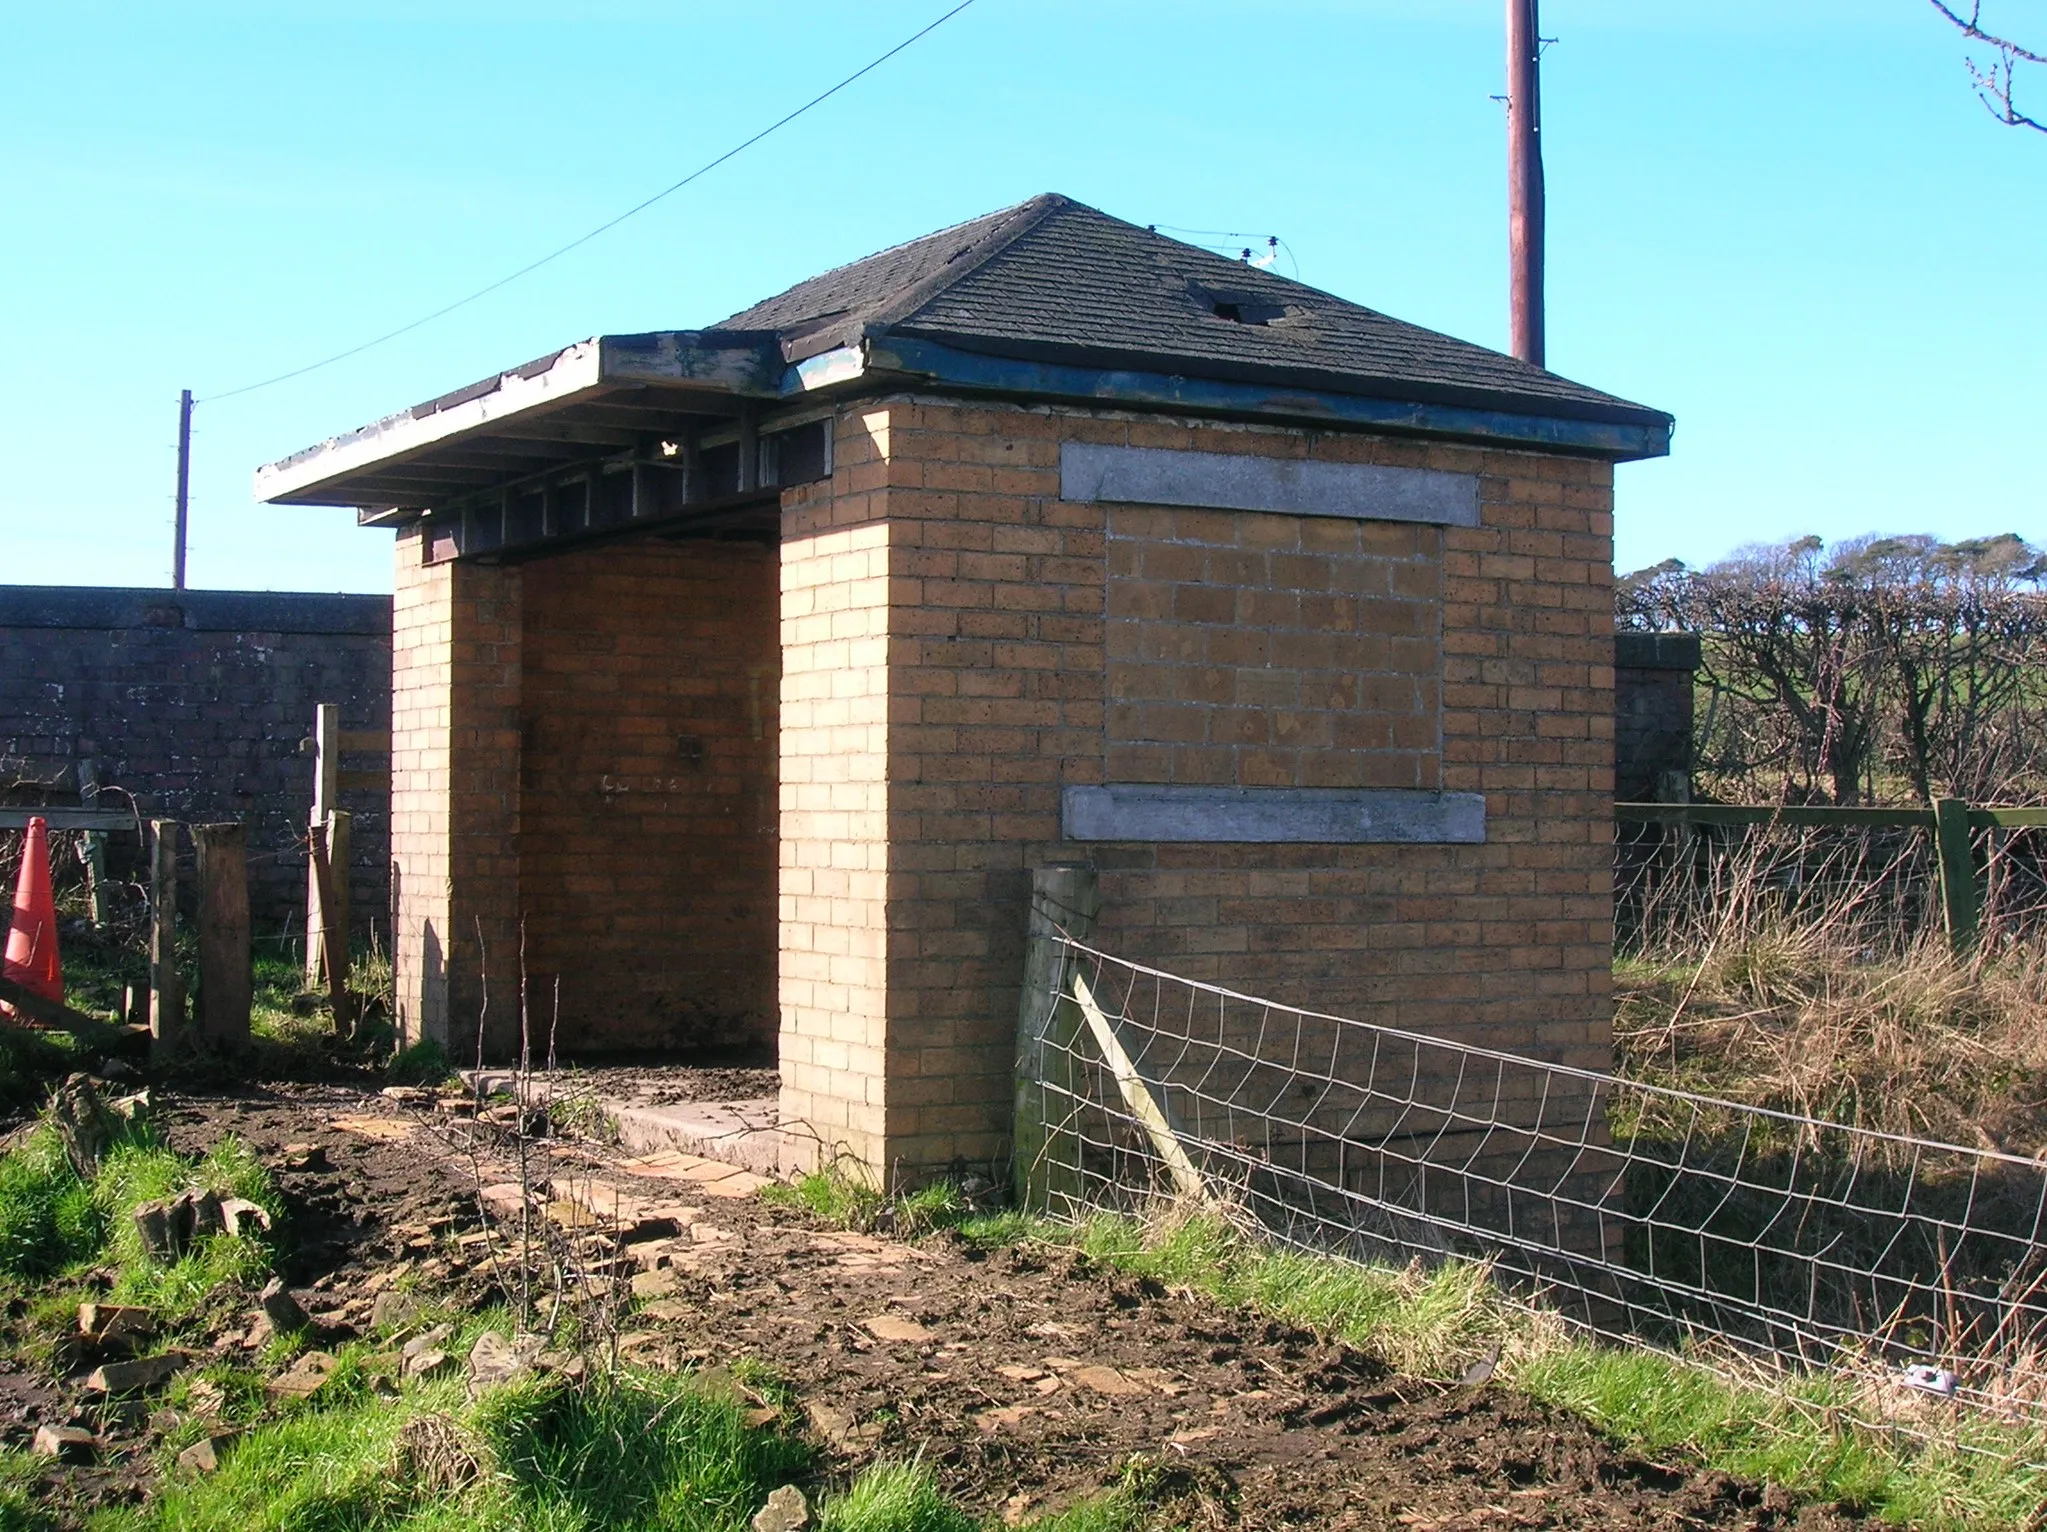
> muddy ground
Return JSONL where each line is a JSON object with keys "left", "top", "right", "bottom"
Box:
{"left": 1, "top": 1075, "right": 1867, "bottom": 1530}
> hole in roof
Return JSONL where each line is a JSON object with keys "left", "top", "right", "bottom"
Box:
{"left": 1187, "top": 283, "right": 1287, "bottom": 327}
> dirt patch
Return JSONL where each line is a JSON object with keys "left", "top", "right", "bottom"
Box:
{"left": 563, "top": 1064, "right": 779, "bottom": 1110}
{"left": 0, "top": 1077, "right": 1869, "bottom": 1530}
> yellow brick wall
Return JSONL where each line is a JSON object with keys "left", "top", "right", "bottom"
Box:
{"left": 1106, "top": 507, "right": 1442, "bottom": 790}
{"left": 774, "top": 398, "right": 1614, "bottom": 1182}
{"left": 777, "top": 412, "right": 896, "bottom": 1168}
{"left": 389, "top": 528, "right": 522, "bottom": 1054}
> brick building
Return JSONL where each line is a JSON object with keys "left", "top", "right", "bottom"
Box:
{"left": 259, "top": 195, "right": 1670, "bottom": 1182}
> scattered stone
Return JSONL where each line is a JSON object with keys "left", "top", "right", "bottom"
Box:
{"left": 639, "top": 1298, "right": 693, "bottom": 1323}
{"left": 402, "top": 1322, "right": 456, "bottom": 1360}
{"left": 863, "top": 1315, "right": 935, "bottom": 1344}
{"left": 380, "top": 1086, "right": 432, "bottom": 1104}
{"left": 131, "top": 1201, "right": 177, "bottom": 1262}
{"left": 804, "top": 1401, "right": 883, "bottom": 1452}
{"left": 371, "top": 1291, "right": 420, "bottom": 1331}
{"left": 77, "top": 1303, "right": 156, "bottom": 1352}
{"left": 218, "top": 1197, "right": 272, "bottom": 1238}
{"left": 631, "top": 1268, "right": 680, "bottom": 1300}
{"left": 185, "top": 1378, "right": 228, "bottom": 1418}
{"left": 86, "top": 1354, "right": 182, "bottom": 1394}
{"left": 269, "top": 1350, "right": 342, "bottom": 1400}
{"left": 259, "top": 1278, "right": 310, "bottom": 1334}
{"left": 975, "top": 1405, "right": 1032, "bottom": 1433}
{"left": 477, "top": 1183, "right": 530, "bottom": 1220}
{"left": 1070, "top": 1364, "right": 1147, "bottom": 1397}
{"left": 994, "top": 1364, "right": 1045, "bottom": 1382}
{"left": 545, "top": 1198, "right": 601, "bottom": 1230}
{"left": 281, "top": 1143, "right": 327, "bottom": 1172}
{"left": 466, "top": 1331, "right": 544, "bottom": 1399}
{"left": 403, "top": 1348, "right": 454, "bottom": 1380}
{"left": 176, "top": 1430, "right": 236, "bottom": 1475}
{"left": 32, "top": 1424, "right": 97, "bottom": 1463}
{"left": 753, "top": 1484, "right": 811, "bottom": 1532}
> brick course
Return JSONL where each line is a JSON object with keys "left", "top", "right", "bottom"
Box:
{"left": 775, "top": 400, "right": 1615, "bottom": 1180}
{"left": 518, "top": 541, "right": 778, "bottom": 1054}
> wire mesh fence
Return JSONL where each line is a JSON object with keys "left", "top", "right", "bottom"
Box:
{"left": 1028, "top": 934, "right": 2047, "bottom": 1426}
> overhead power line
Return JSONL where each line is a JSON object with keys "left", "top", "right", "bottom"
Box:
{"left": 203, "top": 0, "right": 981, "bottom": 403}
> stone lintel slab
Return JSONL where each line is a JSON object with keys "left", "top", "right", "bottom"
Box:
{"left": 1062, "top": 785, "right": 1487, "bottom": 845}
{"left": 1058, "top": 443, "right": 1480, "bottom": 527}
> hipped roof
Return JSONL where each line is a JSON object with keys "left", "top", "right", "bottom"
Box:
{"left": 258, "top": 194, "right": 1669, "bottom": 513}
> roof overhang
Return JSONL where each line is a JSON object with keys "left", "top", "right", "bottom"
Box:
{"left": 861, "top": 335, "right": 1672, "bottom": 462}
{"left": 258, "top": 323, "right": 1668, "bottom": 532}
{"left": 254, "top": 331, "right": 788, "bottom": 515}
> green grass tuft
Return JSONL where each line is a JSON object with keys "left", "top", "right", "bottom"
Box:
{"left": 0, "top": 1129, "right": 103, "bottom": 1279}
{"left": 387, "top": 1039, "right": 453, "bottom": 1088}
{"left": 103, "top": 1351, "right": 816, "bottom": 1532}
{"left": 992, "top": 1208, "right": 2047, "bottom": 1531}
{"left": 819, "top": 1462, "right": 974, "bottom": 1532}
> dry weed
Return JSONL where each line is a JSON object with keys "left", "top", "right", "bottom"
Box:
{"left": 1619, "top": 827, "right": 2047, "bottom": 1153}
{"left": 392, "top": 1412, "right": 487, "bottom": 1496}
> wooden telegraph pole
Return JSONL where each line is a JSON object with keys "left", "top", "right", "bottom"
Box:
{"left": 172, "top": 389, "right": 193, "bottom": 590}
{"left": 1506, "top": 0, "right": 1546, "bottom": 368}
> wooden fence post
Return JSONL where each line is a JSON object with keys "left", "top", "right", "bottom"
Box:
{"left": 194, "top": 823, "right": 251, "bottom": 1045}
{"left": 148, "top": 820, "right": 183, "bottom": 1049}
{"left": 305, "top": 703, "right": 339, "bottom": 985}
{"left": 1013, "top": 863, "right": 1100, "bottom": 1216}
{"left": 76, "top": 760, "right": 109, "bottom": 929}
{"left": 1934, "top": 796, "right": 1980, "bottom": 956}
{"left": 308, "top": 813, "right": 353, "bottom": 1033}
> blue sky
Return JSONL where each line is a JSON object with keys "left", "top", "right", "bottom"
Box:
{"left": 3, "top": 1, "right": 2041, "bottom": 593}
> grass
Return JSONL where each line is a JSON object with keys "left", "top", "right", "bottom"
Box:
{"left": 1616, "top": 825, "right": 2047, "bottom": 1153}
{"left": 98, "top": 1318, "right": 1123, "bottom": 1532}
{"left": 0, "top": 1111, "right": 282, "bottom": 1334}
{"left": 817, "top": 1461, "right": 974, "bottom": 1532}
{"left": 763, "top": 1169, "right": 968, "bottom": 1240}
{"left": 1074, "top": 1208, "right": 2047, "bottom": 1531}
{"left": 766, "top": 1165, "right": 2047, "bottom": 1531}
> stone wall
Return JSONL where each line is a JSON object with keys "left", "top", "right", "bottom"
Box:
{"left": 1614, "top": 631, "right": 1700, "bottom": 802}
{"left": 0, "top": 585, "right": 390, "bottom": 939}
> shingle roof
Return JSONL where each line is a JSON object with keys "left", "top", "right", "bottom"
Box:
{"left": 718, "top": 193, "right": 1666, "bottom": 430}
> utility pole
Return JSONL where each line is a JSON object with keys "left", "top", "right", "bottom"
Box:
{"left": 1506, "top": 0, "right": 1545, "bottom": 368}
{"left": 172, "top": 389, "right": 192, "bottom": 590}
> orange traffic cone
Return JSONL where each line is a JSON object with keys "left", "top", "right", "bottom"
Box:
{"left": 2, "top": 816, "right": 63, "bottom": 1019}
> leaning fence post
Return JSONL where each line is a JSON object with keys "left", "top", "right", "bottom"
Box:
{"left": 76, "top": 760, "right": 109, "bottom": 929}
{"left": 148, "top": 820, "right": 183, "bottom": 1050}
{"left": 304, "top": 703, "right": 340, "bottom": 985}
{"left": 1933, "top": 796, "right": 1980, "bottom": 956}
{"left": 193, "top": 823, "right": 251, "bottom": 1046}
{"left": 1013, "top": 863, "right": 1100, "bottom": 1216}
{"left": 308, "top": 813, "right": 354, "bottom": 1034}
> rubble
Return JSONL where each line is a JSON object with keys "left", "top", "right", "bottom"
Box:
{"left": 258, "top": 1278, "right": 310, "bottom": 1334}
{"left": 85, "top": 1354, "right": 183, "bottom": 1394}
{"left": 753, "top": 1484, "right": 811, "bottom": 1532}
{"left": 32, "top": 1424, "right": 97, "bottom": 1463}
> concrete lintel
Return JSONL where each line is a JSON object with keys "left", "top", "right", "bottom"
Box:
{"left": 1063, "top": 784, "right": 1487, "bottom": 844}
{"left": 1059, "top": 443, "right": 1480, "bottom": 526}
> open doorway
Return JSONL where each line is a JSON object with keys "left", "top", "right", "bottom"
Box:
{"left": 514, "top": 532, "right": 779, "bottom": 1070}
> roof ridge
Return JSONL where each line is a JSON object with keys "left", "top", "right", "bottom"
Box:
{"left": 857, "top": 192, "right": 1075, "bottom": 338}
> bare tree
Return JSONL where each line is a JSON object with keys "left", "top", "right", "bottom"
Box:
{"left": 1620, "top": 534, "right": 2047, "bottom": 806}
{"left": 1928, "top": 1, "right": 2046, "bottom": 133}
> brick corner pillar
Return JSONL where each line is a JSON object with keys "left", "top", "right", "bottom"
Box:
{"left": 390, "top": 530, "right": 523, "bottom": 1059}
